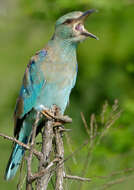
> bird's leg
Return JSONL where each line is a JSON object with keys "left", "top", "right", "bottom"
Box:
{"left": 41, "top": 105, "right": 72, "bottom": 125}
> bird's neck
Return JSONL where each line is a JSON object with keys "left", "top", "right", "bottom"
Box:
{"left": 48, "top": 36, "right": 78, "bottom": 59}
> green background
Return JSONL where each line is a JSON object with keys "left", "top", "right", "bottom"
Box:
{"left": 1, "top": 0, "right": 134, "bottom": 189}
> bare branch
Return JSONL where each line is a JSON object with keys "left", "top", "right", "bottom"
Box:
{"left": 29, "top": 158, "right": 58, "bottom": 182}
{"left": 81, "top": 112, "right": 90, "bottom": 138}
{"left": 80, "top": 100, "right": 122, "bottom": 190}
{"left": 63, "top": 140, "right": 89, "bottom": 164}
{"left": 100, "top": 100, "right": 108, "bottom": 124}
{"left": 2, "top": 101, "right": 123, "bottom": 190}
{"left": 36, "top": 119, "right": 54, "bottom": 190}
{"left": 17, "top": 157, "right": 25, "bottom": 190}
{"left": 64, "top": 174, "right": 91, "bottom": 182}
{"left": 65, "top": 133, "right": 77, "bottom": 165}
{"left": 101, "top": 175, "right": 134, "bottom": 190}
{"left": 41, "top": 109, "right": 72, "bottom": 123}
{"left": 55, "top": 126, "right": 64, "bottom": 190}
{"left": 0, "top": 132, "right": 42, "bottom": 159}
{"left": 90, "top": 114, "right": 95, "bottom": 146}
{"left": 97, "top": 110, "right": 122, "bottom": 145}
{"left": 92, "top": 167, "right": 134, "bottom": 179}
{"left": 26, "top": 111, "right": 40, "bottom": 190}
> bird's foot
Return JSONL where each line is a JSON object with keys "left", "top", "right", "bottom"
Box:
{"left": 41, "top": 106, "right": 72, "bottom": 125}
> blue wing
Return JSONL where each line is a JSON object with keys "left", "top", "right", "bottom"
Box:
{"left": 14, "top": 49, "right": 47, "bottom": 136}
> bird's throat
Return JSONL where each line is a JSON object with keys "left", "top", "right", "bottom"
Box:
{"left": 48, "top": 36, "right": 77, "bottom": 62}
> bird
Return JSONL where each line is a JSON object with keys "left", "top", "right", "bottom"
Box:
{"left": 5, "top": 9, "right": 98, "bottom": 180}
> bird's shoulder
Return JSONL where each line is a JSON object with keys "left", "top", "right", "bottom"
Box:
{"left": 29, "top": 48, "right": 47, "bottom": 67}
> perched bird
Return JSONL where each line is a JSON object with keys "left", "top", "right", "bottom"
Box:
{"left": 5, "top": 9, "right": 98, "bottom": 180}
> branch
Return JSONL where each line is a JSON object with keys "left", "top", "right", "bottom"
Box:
{"left": 55, "top": 126, "right": 64, "bottom": 190}
{"left": 65, "top": 133, "right": 77, "bottom": 164}
{"left": 36, "top": 119, "right": 54, "bottom": 190}
{"left": 81, "top": 112, "right": 90, "bottom": 139}
{"left": 102, "top": 175, "right": 134, "bottom": 190}
{"left": 2, "top": 105, "right": 101, "bottom": 190}
{"left": 26, "top": 111, "right": 40, "bottom": 190}
{"left": 29, "top": 158, "right": 59, "bottom": 182}
{"left": 64, "top": 174, "right": 91, "bottom": 182}
{"left": 0, "top": 132, "right": 42, "bottom": 159}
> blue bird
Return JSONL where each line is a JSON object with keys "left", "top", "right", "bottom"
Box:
{"left": 5, "top": 10, "right": 98, "bottom": 180}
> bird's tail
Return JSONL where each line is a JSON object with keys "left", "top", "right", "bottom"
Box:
{"left": 4, "top": 110, "right": 40, "bottom": 180}
{"left": 4, "top": 114, "right": 35, "bottom": 180}
{"left": 4, "top": 142, "right": 25, "bottom": 180}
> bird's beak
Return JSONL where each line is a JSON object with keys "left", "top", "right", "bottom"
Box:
{"left": 76, "top": 9, "right": 99, "bottom": 40}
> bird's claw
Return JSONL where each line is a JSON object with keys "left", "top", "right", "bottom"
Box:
{"left": 41, "top": 109, "right": 72, "bottom": 124}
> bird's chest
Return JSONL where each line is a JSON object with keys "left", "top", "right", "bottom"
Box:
{"left": 41, "top": 53, "right": 77, "bottom": 88}
{"left": 37, "top": 50, "right": 77, "bottom": 112}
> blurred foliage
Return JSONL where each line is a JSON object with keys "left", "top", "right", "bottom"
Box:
{"left": 0, "top": 0, "right": 134, "bottom": 189}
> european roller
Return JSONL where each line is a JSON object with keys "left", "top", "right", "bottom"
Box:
{"left": 5, "top": 10, "right": 98, "bottom": 180}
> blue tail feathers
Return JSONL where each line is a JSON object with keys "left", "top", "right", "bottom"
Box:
{"left": 4, "top": 143, "right": 25, "bottom": 180}
{"left": 4, "top": 111, "right": 35, "bottom": 180}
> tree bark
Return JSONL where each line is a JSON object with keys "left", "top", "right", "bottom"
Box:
{"left": 55, "top": 127, "right": 64, "bottom": 190}
{"left": 37, "top": 120, "right": 54, "bottom": 190}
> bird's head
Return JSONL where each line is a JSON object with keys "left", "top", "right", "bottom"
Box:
{"left": 54, "top": 9, "right": 98, "bottom": 43}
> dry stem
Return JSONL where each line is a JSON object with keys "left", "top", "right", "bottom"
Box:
{"left": 55, "top": 126, "right": 64, "bottom": 190}
{"left": 0, "top": 133, "right": 42, "bottom": 159}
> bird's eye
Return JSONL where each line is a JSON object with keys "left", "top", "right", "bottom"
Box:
{"left": 63, "top": 19, "right": 73, "bottom": 24}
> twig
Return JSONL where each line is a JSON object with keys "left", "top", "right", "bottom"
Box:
{"left": 0, "top": 132, "right": 42, "bottom": 159}
{"left": 97, "top": 110, "right": 122, "bottom": 146}
{"left": 79, "top": 113, "right": 96, "bottom": 190}
{"left": 30, "top": 158, "right": 58, "bottom": 182}
{"left": 41, "top": 110, "right": 72, "bottom": 123}
{"left": 100, "top": 101, "right": 108, "bottom": 124}
{"left": 65, "top": 133, "right": 77, "bottom": 165}
{"left": 79, "top": 101, "right": 122, "bottom": 190}
{"left": 63, "top": 139, "right": 89, "bottom": 164}
{"left": 31, "top": 139, "right": 90, "bottom": 181}
{"left": 90, "top": 114, "right": 95, "bottom": 146}
{"left": 92, "top": 167, "right": 134, "bottom": 179}
{"left": 79, "top": 148, "right": 93, "bottom": 190}
{"left": 94, "top": 115, "right": 98, "bottom": 139}
{"left": 17, "top": 157, "right": 25, "bottom": 190}
{"left": 26, "top": 111, "right": 40, "bottom": 190}
{"left": 81, "top": 112, "right": 90, "bottom": 139}
{"left": 64, "top": 174, "right": 91, "bottom": 182}
{"left": 101, "top": 175, "right": 134, "bottom": 190}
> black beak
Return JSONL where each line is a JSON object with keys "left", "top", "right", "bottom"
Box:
{"left": 77, "top": 9, "right": 99, "bottom": 40}
{"left": 78, "top": 9, "right": 97, "bottom": 21}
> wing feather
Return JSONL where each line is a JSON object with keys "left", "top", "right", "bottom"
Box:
{"left": 14, "top": 49, "right": 47, "bottom": 136}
